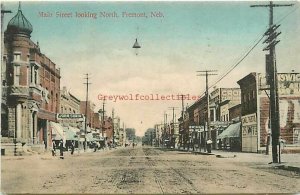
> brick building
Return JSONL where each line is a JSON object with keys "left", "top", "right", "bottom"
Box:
{"left": 183, "top": 88, "right": 241, "bottom": 150}
{"left": 1, "top": 5, "right": 61, "bottom": 154}
{"left": 80, "top": 101, "right": 96, "bottom": 129}
{"left": 59, "top": 86, "right": 81, "bottom": 128}
{"left": 238, "top": 72, "right": 300, "bottom": 153}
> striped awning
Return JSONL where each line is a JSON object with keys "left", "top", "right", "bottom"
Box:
{"left": 218, "top": 122, "right": 241, "bottom": 139}
{"left": 50, "top": 122, "right": 64, "bottom": 140}
{"left": 63, "top": 127, "right": 78, "bottom": 141}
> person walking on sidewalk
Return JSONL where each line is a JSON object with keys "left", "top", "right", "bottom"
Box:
{"left": 59, "top": 139, "right": 64, "bottom": 159}
{"left": 52, "top": 140, "right": 56, "bottom": 156}
{"left": 70, "top": 141, "right": 75, "bottom": 155}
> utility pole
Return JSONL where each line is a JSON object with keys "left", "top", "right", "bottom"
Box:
{"left": 250, "top": 1, "right": 293, "bottom": 164}
{"left": 83, "top": 73, "right": 91, "bottom": 152}
{"left": 1, "top": 4, "right": 12, "bottom": 97}
{"left": 163, "top": 111, "right": 169, "bottom": 148}
{"left": 181, "top": 94, "right": 185, "bottom": 149}
{"left": 112, "top": 108, "right": 114, "bottom": 145}
{"left": 197, "top": 70, "right": 217, "bottom": 153}
{"left": 123, "top": 122, "right": 125, "bottom": 146}
{"left": 1, "top": 4, "right": 12, "bottom": 153}
{"left": 102, "top": 100, "right": 105, "bottom": 137}
{"left": 1, "top": 4, "right": 12, "bottom": 61}
{"left": 1, "top": 4, "right": 12, "bottom": 79}
{"left": 169, "top": 107, "right": 178, "bottom": 149}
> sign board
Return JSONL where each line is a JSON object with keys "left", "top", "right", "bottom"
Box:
{"left": 259, "top": 73, "right": 300, "bottom": 95}
{"left": 241, "top": 113, "right": 258, "bottom": 152}
{"left": 57, "top": 113, "right": 84, "bottom": 119}
{"left": 278, "top": 73, "right": 300, "bottom": 95}
{"left": 189, "top": 126, "right": 205, "bottom": 132}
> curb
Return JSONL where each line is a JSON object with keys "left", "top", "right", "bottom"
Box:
{"left": 274, "top": 164, "right": 300, "bottom": 173}
{"left": 192, "top": 151, "right": 215, "bottom": 155}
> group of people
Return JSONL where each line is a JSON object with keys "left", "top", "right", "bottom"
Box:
{"left": 52, "top": 139, "right": 75, "bottom": 159}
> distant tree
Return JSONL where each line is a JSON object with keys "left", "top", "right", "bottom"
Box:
{"left": 125, "top": 128, "right": 136, "bottom": 141}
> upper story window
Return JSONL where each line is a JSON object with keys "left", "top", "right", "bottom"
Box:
{"left": 13, "top": 53, "right": 21, "bottom": 62}
{"left": 14, "top": 65, "right": 20, "bottom": 86}
{"left": 30, "top": 64, "right": 39, "bottom": 86}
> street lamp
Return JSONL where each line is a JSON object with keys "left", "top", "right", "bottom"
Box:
{"left": 132, "top": 38, "right": 141, "bottom": 55}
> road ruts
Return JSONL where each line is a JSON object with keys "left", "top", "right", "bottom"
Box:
{"left": 142, "top": 147, "right": 202, "bottom": 194}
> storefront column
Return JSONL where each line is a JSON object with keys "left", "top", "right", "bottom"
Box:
{"left": 16, "top": 104, "right": 22, "bottom": 139}
{"left": 32, "top": 112, "right": 37, "bottom": 144}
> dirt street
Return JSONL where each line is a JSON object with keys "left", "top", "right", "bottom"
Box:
{"left": 1, "top": 146, "right": 299, "bottom": 194}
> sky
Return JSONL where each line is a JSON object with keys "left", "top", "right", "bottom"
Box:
{"left": 2, "top": 1, "right": 300, "bottom": 136}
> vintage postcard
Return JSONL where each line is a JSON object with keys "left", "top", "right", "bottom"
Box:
{"left": 1, "top": 0, "right": 300, "bottom": 194}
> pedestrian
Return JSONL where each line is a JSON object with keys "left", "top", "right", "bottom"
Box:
{"left": 52, "top": 140, "right": 56, "bottom": 156}
{"left": 71, "top": 141, "right": 75, "bottom": 155}
{"left": 59, "top": 139, "right": 64, "bottom": 159}
{"left": 218, "top": 139, "right": 222, "bottom": 150}
{"left": 93, "top": 142, "right": 97, "bottom": 152}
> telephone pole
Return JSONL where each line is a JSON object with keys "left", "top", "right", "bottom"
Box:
{"left": 112, "top": 108, "right": 114, "bottom": 145}
{"left": 1, "top": 4, "right": 12, "bottom": 60}
{"left": 83, "top": 73, "right": 91, "bottom": 152}
{"left": 169, "top": 107, "right": 179, "bottom": 148}
{"left": 1, "top": 3, "right": 12, "bottom": 104}
{"left": 197, "top": 70, "right": 217, "bottom": 153}
{"left": 180, "top": 94, "right": 185, "bottom": 149}
{"left": 102, "top": 100, "right": 105, "bottom": 137}
{"left": 250, "top": 1, "right": 293, "bottom": 163}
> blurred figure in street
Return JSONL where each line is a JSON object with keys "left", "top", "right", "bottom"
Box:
{"left": 93, "top": 141, "right": 97, "bottom": 152}
{"left": 59, "top": 139, "right": 64, "bottom": 159}
{"left": 52, "top": 140, "right": 56, "bottom": 156}
{"left": 217, "top": 139, "right": 222, "bottom": 150}
{"left": 132, "top": 143, "right": 135, "bottom": 148}
{"left": 70, "top": 141, "right": 75, "bottom": 155}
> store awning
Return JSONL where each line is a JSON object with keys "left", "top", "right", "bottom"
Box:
{"left": 86, "top": 133, "right": 95, "bottom": 142}
{"left": 64, "top": 127, "right": 78, "bottom": 141}
{"left": 218, "top": 122, "right": 241, "bottom": 139}
{"left": 68, "top": 126, "right": 80, "bottom": 134}
{"left": 50, "top": 122, "right": 64, "bottom": 140}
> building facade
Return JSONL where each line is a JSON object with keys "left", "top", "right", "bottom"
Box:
{"left": 238, "top": 72, "right": 300, "bottom": 153}
{"left": 1, "top": 5, "right": 61, "bottom": 154}
{"left": 80, "top": 101, "right": 96, "bottom": 129}
{"left": 59, "top": 86, "right": 81, "bottom": 128}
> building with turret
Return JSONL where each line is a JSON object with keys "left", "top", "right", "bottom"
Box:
{"left": 1, "top": 4, "right": 61, "bottom": 154}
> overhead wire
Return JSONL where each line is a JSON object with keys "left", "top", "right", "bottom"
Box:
{"left": 196, "top": 3, "right": 299, "bottom": 98}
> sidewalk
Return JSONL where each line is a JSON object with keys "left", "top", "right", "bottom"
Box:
{"left": 161, "top": 147, "right": 300, "bottom": 173}
{"left": 1, "top": 146, "right": 119, "bottom": 161}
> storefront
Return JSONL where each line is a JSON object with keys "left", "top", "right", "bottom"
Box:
{"left": 241, "top": 113, "right": 258, "bottom": 152}
{"left": 218, "top": 122, "right": 241, "bottom": 151}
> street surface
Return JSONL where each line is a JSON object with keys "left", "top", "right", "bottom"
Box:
{"left": 1, "top": 146, "right": 299, "bottom": 194}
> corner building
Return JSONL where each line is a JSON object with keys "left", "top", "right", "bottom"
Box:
{"left": 1, "top": 5, "right": 60, "bottom": 154}
{"left": 238, "top": 72, "right": 300, "bottom": 153}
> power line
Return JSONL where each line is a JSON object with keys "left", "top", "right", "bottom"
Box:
{"left": 197, "top": 33, "right": 265, "bottom": 99}
{"left": 197, "top": 70, "right": 217, "bottom": 153}
{"left": 196, "top": 2, "right": 297, "bottom": 98}
{"left": 210, "top": 34, "right": 265, "bottom": 89}
{"left": 250, "top": 1, "right": 294, "bottom": 164}
{"left": 275, "top": 3, "right": 299, "bottom": 24}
